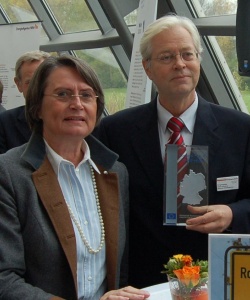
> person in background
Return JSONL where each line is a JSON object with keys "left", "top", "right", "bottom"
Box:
{"left": 94, "top": 14, "right": 250, "bottom": 288}
{"left": 0, "top": 50, "right": 50, "bottom": 153}
{"left": 0, "top": 80, "right": 5, "bottom": 112}
{"left": 0, "top": 55, "right": 150, "bottom": 300}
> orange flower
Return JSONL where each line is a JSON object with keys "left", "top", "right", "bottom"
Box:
{"left": 174, "top": 266, "right": 200, "bottom": 287}
{"left": 181, "top": 255, "right": 193, "bottom": 267}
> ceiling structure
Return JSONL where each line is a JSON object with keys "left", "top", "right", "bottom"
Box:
{"left": 0, "top": 0, "right": 248, "bottom": 114}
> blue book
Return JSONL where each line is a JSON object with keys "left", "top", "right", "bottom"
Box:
{"left": 209, "top": 233, "right": 250, "bottom": 300}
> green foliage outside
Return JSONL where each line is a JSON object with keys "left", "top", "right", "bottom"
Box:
{"left": 241, "top": 90, "right": 250, "bottom": 112}
{"left": 75, "top": 51, "right": 127, "bottom": 114}
{"left": 75, "top": 51, "right": 126, "bottom": 90}
{"left": 46, "top": 0, "right": 98, "bottom": 32}
{"left": 1, "top": 0, "right": 32, "bottom": 21}
{"left": 201, "top": 0, "right": 250, "bottom": 112}
{"left": 104, "top": 88, "right": 126, "bottom": 115}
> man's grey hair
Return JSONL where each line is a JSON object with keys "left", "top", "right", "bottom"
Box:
{"left": 140, "top": 14, "right": 203, "bottom": 61}
{"left": 15, "top": 50, "right": 50, "bottom": 80}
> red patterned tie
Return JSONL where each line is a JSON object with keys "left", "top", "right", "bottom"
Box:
{"left": 166, "top": 117, "right": 188, "bottom": 206}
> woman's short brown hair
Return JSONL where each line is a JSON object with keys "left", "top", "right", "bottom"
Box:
{"left": 26, "top": 55, "right": 105, "bottom": 133}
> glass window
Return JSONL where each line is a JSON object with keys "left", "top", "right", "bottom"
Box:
{"left": 194, "top": 0, "right": 236, "bottom": 17}
{"left": 75, "top": 48, "right": 127, "bottom": 114}
{"left": 124, "top": 9, "right": 138, "bottom": 26}
{"left": 1, "top": 0, "right": 37, "bottom": 22}
{"left": 46, "top": 0, "right": 99, "bottom": 33}
{"left": 216, "top": 36, "right": 250, "bottom": 112}
{"left": 0, "top": 0, "right": 48, "bottom": 39}
{"left": 192, "top": 0, "right": 249, "bottom": 111}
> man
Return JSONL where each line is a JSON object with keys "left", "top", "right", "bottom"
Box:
{"left": 94, "top": 15, "right": 250, "bottom": 288}
{"left": 0, "top": 80, "right": 5, "bottom": 112}
{"left": 0, "top": 50, "right": 50, "bottom": 153}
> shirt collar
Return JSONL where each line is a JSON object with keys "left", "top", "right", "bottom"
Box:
{"left": 45, "top": 139, "right": 101, "bottom": 176}
{"left": 157, "top": 92, "right": 198, "bottom": 134}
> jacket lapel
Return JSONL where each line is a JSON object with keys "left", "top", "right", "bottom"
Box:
{"left": 32, "top": 157, "right": 78, "bottom": 293}
{"left": 193, "top": 97, "right": 222, "bottom": 160}
{"left": 130, "top": 100, "right": 164, "bottom": 193}
{"left": 94, "top": 164, "right": 120, "bottom": 290}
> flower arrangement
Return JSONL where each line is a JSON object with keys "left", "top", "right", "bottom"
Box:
{"left": 162, "top": 254, "right": 208, "bottom": 300}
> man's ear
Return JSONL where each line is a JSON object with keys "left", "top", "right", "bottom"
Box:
{"left": 142, "top": 59, "right": 152, "bottom": 80}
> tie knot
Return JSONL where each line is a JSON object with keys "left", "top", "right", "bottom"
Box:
{"left": 167, "top": 117, "right": 185, "bottom": 133}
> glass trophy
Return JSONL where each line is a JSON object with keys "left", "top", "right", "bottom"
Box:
{"left": 163, "top": 145, "right": 208, "bottom": 226}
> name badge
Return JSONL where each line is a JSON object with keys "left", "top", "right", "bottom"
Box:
{"left": 216, "top": 176, "right": 239, "bottom": 191}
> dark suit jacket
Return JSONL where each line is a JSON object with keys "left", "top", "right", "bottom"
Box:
{"left": 0, "top": 132, "right": 129, "bottom": 299}
{"left": 94, "top": 95, "right": 250, "bottom": 288}
{"left": 0, "top": 104, "right": 5, "bottom": 113}
{"left": 0, "top": 105, "right": 31, "bottom": 153}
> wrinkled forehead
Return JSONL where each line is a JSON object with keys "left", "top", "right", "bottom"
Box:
{"left": 151, "top": 27, "right": 196, "bottom": 56}
{"left": 44, "top": 66, "right": 91, "bottom": 91}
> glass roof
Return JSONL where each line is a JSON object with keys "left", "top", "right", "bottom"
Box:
{"left": 1, "top": 0, "right": 37, "bottom": 22}
{"left": 0, "top": 0, "right": 248, "bottom": 115}
{"left": 195, "top": 0, "right": 237, "bottom": 17}
{"left": 46, "top": 0, "right": 99, "bottom": 33}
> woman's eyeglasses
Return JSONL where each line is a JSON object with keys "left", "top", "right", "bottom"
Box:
{"left": 44, "top": 89, "right": 98, "bottom": 104}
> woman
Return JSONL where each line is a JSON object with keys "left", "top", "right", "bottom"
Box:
{"left": 0, "top": 56, "right": 150, "bottom": 300}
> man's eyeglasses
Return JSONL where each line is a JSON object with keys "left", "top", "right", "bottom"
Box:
{"left": 149, "top": 51, "right": 199, "bottom": 65}
{"left": 44, "top": 89, "right": 98, "bottom": 104}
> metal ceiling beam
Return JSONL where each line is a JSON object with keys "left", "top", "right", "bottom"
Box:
{"left": 28, "top": 0, "right": 61, "bottom": 40}
{"left": 85, "top": 0, "right": 134, "bottom": 77}
{"left": 40, "top": 26, "right": 136, "bottom": 52}
{"left": 98, "top": 0, "right": 134, "bottom": 59}
{"left": 194, "top": 15, "right": 236, "bottom": 36}
{"left": 0, "top": 4, "right": 10, "bottom": 23}
{"left": 104, "top": 0, "right": 139, "bottom": 18}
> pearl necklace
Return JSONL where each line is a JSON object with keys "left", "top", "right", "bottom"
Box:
{"left": 66, "top": 163, "right": 105, "bottom": 254}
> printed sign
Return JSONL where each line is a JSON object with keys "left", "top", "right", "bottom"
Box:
{"left": 0, "top": 22, "right": 41, "bottom": 109}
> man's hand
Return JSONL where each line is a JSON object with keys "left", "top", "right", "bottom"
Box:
{"left": 186, "top": 204, "right": 233, "bottom": 233}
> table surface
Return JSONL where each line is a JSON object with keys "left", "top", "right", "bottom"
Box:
{"left": 143, "top": 282, "right": 171, "bottom": 299}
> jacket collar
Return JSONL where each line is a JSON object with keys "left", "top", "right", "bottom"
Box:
{"left": 21, "top": 132, "right": 119, "bottom": 171}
